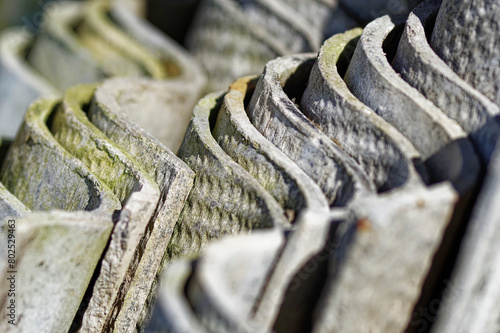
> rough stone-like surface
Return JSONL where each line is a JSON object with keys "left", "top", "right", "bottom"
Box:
{"left": 0, "top": 28, "right": 59, "bottom": 139}
{"left": 0, "top": 97, "right": 120, "bottom": 212}
{"left": 170, "top": 92, "right": 289, "bottom": 262}
{"left": 252, "top": 210, "right": 347, "bottom": 330}
{"left": 301, "top": 28, "right": 427, "bottom": 191}
{"left": 185, "top": 0, "right": 286, "bottom": 91}
{"left": 431, "top": 0, "right": 500, "bottom": 106}
{"left": 187, "top": 229, "right": 284, "bottom": 333}
{"left": 0, "top": 182, "right": 29, "bottom": 220}
{"left": 345, "top": 15, "right": 480, "bottom": 195}
{"left": 145, "top": 260, "right": 209, "bottom": 333}
{"left": 0, "top": 211, "right": 113, "bottom": 333}
{"left": 48, "top": 85, "right": 161, "bottom": 333}
{"left": 213, "top": 76, "right": 329, "bottom": 217}
{"left": 248, "top": 54, "right": 376, "bottom": 206}
{"left": 393, "top": 0, "right": 500, "bottom": 164}
{"left": 281, "top": 0, "right": 358, "bottom": 37}
{"left": 431, "top": 148, "right": 500, "bottom": 333}
{"left": 89, "top": 81, "right": 196, "bottom": 332}
{"left": 312, "top": 183, "right": 458, "bottom": 333}
{"left": 237, "top": 0, "right": 322, "bottom": 52}
{"left": 185, "top": 0, "right": 318, "bottom": 90}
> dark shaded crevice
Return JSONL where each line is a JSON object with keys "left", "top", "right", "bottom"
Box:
{"left": 282, "top": 58, "right": 315, "bottom": 103}
{"left": 147, "top": 0, "right": 202, "bottom": 47}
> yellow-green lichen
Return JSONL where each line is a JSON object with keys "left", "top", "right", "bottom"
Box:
{"left": 50, "top": 84, "right": 155, "bottom": 204}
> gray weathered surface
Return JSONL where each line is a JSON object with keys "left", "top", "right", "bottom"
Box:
{"left": 187, "top": 229, "right": 284, "bottom": 333}
{"left": 432, "top": 148, "right": 500, "bottom": 333}
{"left": 281, "top": 0, "right": 358, "bottom": 37}
{"left": 185, "top": 0, "right": 287, "bottom": 91}
{"left": 89, "top": 81, "right": 196, "bottom": 332}
{"left": 244, "top": 0, "right": 321, "bottom": 51}
{"left": 431, "top": 0, "right": 500, "bottom": 106}
{"left": 0, "top": 182, "right": 30, "bottom": 219}
{"left": 313, "top": 182, "right": 458, "bottom": 333}
{"left": 301, "top": 28, "right": 427, "bottom": 191}
{"left": 185, "top": 0, "right": 318, "bottom": 90}
{"left": 79, "top": 1, "right": 168, "bottom": 78}
{"left": 248, "top": 54, "right": 376, "bottom": 206}
{"left": 169, "top": 92, "right": 289, "bottom": 262}
{"left": 49, "top": 85, "right": 161, "bottom": 333}
{"left": 214, "top": 76, "right": 329, "bottom": 217}
{"left": 0, "top": 211, "right": 113, "bottom": 333}
{"left": 0, "top": 97, "right": 120, "bottom": 212}
{"left": 393, "top": 0, "right": 500, "bottom": 164}
{"left": 0, "top": 28, "right": 59, "bottom": 139}
{"left": 345, "top": 15, "right": 480, "bottom": 195}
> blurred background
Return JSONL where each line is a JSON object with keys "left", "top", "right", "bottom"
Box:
{"left": 0, "top": 0, "right": 202, "bottom": 46}
{"left": 0, "top": 0, "right": 424, "bottom": 46}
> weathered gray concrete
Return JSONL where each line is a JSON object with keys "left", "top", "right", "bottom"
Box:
{"left": 393, "top": 0, "right": 500, "bottom": 165}
{"left": 89, "top": 81, "right": 196, "bottom": 333}
{"left": 312, "top": 182, "right": 458, "bottom": 333}
{"left": 281, "top": 0, "right": 358, "bottom": 37}
{"left": 187, "top": 229, "right": 284, "bottom": 333}
{"left": 0, "top": 97, "right": 120, "bottom": 212}
{"left": 0, "top": 28, "right": 59, "bottom": 140}
{"left": 49, "top": 85, "right": 161, "bottom": 333}
{"left": 248, "top": 54, "right": 376, "bottom": 206}
{"left": 214, "top": 76, "right": 329, "bottom": 219}
{"left": 170, "top": 92, "right": 289, "bottom": 262}
{"left": 145, "top": 260, "right": 209, "bottom": 333}
{"left": 0, "top": 182, "right": 29, "bottom": 220}
{"left": 301, "top": 28, "right": 427, "bottom": 191}
{"left": 0, "top": 211, "right": 113, "bottom": 333}
{"left": 186, "top": 0, "right": 287, "bottom": 91}
{"left": 185, "top": 0, "right": 318, "bottom": 90}
{"left": 432, "top": 147, "right": 500, "bottom": 333}
{"left": 431, "top": 0, "right": 500, "bottom": 106}
{"left": 345, "top": 15, "right": 480, "bottom": 195}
